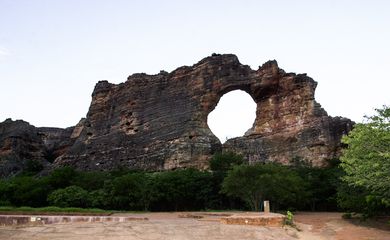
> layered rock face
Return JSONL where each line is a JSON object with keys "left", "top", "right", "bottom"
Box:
{"left": 0, "top": 54, "right": 354, "bottom": 176}
{"left": 0, "top": 119, "right": 75, "bottom": 177}
{"left": 54, "top": 54, "right": 353, "bottom": 170}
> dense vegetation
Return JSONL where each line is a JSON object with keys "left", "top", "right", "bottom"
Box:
{"left": 0, "top": 154, "right": 343, "bottom": 212}
{"left": 339, "top": 106, "right": 390, "bottom": 217}
{"left": 0, "top": 106, "right": 388, "bottom": 215}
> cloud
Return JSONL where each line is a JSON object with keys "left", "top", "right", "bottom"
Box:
{"left": 0, "top": 46, "right": 10, "bottom": 56}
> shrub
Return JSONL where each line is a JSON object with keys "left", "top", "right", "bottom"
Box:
{"left": 150, "top": 169, "right": 214, "bottom": 211}
{"left": 342, "top": 212, "right": 352, "bottom": 219}
{"left": 285, "top": 210, "right": 294, "bottom": 225}
{"left": 209, "top": 152, "right": 243, "bottom": 172}
{"left": 340, "top": 106, "right": 390, "bottom": 211}
{"left": 8, "top": 176, "right": 50, "bottom": 207}
{"left": 47, "top": 167, "right": 78, "bottom": 189}
{"left": 108, "top": 172, "right": 153, "bottom": 210}
{"left": 24, "top": 159, "right": 44, "bottom": 174}
{"left": 221, "top": 163, "right": 307, "bottom": 211}
{"left": 47, "top": 185, "right": 90, "bottom": 208}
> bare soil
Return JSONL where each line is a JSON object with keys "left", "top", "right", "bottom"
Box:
{"left": 0, "top": 212, "right": 389, "bottom": 240}
{"left": 294, "top": 212, "right": 390, "bottom": 240}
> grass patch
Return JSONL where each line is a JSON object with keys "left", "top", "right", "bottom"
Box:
{"left": 0, "top": 206, "right": 113, "bottom": 215}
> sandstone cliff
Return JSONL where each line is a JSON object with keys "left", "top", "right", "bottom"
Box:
{"left": 0, "top": 119, "right": 75, "bottom": 177}
{"left": 0, "top": 54, "right": 354, "bottom": 176}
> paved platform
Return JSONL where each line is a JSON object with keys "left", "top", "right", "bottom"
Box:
{"left": 0, "top": 215, "right": 147, "bottom": 226}
{"left": 220, "top": 212, "right": 285, "bottom": 227}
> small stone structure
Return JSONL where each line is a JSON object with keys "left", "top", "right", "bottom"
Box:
{"left": 0, "top": 215, "right": 148, "bottom": 226}
{"left": 220, "top": 212, "right": 285, "bottom": 227}
{"left": 264, "top": 200, "right": 270, "bottom": 213}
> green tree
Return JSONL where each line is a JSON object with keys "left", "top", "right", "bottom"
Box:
{"left": 340, "top": 106, "right": 390, "bottom": 208}
{"left": 108, "top": 172, "right": 154, "bottom": 210}
{"left": 150, "top": 169, "right": 212, "bottom": 211}
{"left": 8, "top": 176, "right": 50, "bottom": 207}
{"left": 0, "top": 179, "right": 13, "bottom": 206}
{"left": 209, "top": 152, "right": 243, "bottom": 172}
{"left": 47, "top": 185, "right": 90, "bottom": 208}
{"left": 24, "top": 159, "right": 44, "bottom": 175}
{"left": 72, "top": 171, "right": 109, "bottom": 191}
{"left": 47, "top": 167, "right": 78, "bottom": 189}
{"left": 294, "top": 161, "right": 343, "bottom": 211}
{"left": 337, "top": 183, "right": 372, "bottom": 213}
{"left": 221, "top": 163, "right": 307, "bottom": 211}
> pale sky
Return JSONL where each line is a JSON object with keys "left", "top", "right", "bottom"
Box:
{"left": 208, "top": 90, "right": 257, "bottom": 142}
{"left": 0, "top": 0, "right": 389, "bottom": 142}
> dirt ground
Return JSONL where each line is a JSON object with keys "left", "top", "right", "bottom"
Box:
{"left": 294, "top": 212, "right": 390, "bottom": 240}
{"left": 0, "top": 212, "right": 389, "bottom": 240}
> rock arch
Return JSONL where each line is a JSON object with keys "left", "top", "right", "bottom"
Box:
{"left": 207, "top": 90, "right": 256, "bottom": 143}
{"left": 54, "top": 54, "right": 353, "bottom": 171}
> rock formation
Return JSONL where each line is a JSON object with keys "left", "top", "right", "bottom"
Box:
{"left": 0, "top": 54, "right": 354, "bottom": 176}
{"left": 0, "top": 119, "right": 75, "bottom": 177}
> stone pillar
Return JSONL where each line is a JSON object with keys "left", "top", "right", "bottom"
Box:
{"left": 263, "top": 200, "right": 270, "bottom": 213}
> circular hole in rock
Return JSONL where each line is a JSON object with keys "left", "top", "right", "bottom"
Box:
{"left": 207, "top": 90, "right": 256, "bottom": 143}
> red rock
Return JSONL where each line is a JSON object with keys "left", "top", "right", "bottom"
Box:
{"left": 0, "top": 54, "right": 354, "bottom": 175}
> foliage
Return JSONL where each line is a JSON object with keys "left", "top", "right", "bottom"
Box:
{"left": 294, "top": 161, "right": 343, "bottom": 211}
{"left": 0, "top": 153, "right": 346, "bottom": 212}
{"left": 221, "top": 163, "right": 307, "bottom": 211}
{"left": 0, "top": 179, "right": 13, "bottom": 206}
{"left": 285, "top": 210, "right": 294, "bottom": 225}
{"left": 342, "top": 212, "right": 352, "bottom": 219}
{"left": 337, "top": 183, "right": 370, "bottom": 212}
{"left": 88, "top": 189, "right": 110, "bottom": 209}
{"left": 72, "top": 171, "right": 109, "bottom": 191}
{"left": 47, "top": 167, "right": 78, "bottom": 189}
{"left": 108, "top": 172, "right": 153, "bottom": 210}
{"left": 7, "top": 176, "right": 50, "bottom": 207}
{"left": 209, "top": 152, "right": 243, "bottom": 172}
{"left": 149, "top": 169, "right": 218, "bottom": 211}
{"left": 47, "top": 185, "right": 90, "bottom": 208}
{"left": 0, "top": 206, "right": 110, "bottom": 214}
{"left": 339, "top": 106, "right": 390, "bottom": 213}
{"left": 24, "top": 159, "right": 44, "bottom": 174}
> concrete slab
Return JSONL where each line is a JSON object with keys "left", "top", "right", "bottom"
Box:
{"left": 221, "top": 212, "right": 286, "bottom": 227}
{"left": 0, "top": 215, "right": 148, "bottom": 226}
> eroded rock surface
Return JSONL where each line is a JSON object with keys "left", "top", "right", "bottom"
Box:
{"left": 0, "top": 119, "right": 76, "bottom": 177}
{"left": 0, "top": 54, "right": 353, "bottom": 175}
{"left": 55, "top": 54, "right": 353, "bottom": 170}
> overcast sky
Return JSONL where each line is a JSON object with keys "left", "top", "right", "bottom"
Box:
{"left": 0, "top": 0, "right": 389, "bottom": 142}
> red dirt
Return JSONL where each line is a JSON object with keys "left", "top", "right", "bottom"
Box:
{"left": 294, "top": 212, "right": 390, "bottom": 240}
{"left": 0, "top": 211, "right": 389, "bottom": 240}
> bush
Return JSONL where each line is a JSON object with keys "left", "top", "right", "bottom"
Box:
{"left": 285, "top": 210, "right": 294, "bottom": 225}
{"left": 24, "top": 159, "right": 44, "bottom": 174}
{"left": 340, "top": 106, "right": 390, "bottom": 211}
{"left": 8, "top": 176, "right": 50, "bottom": 207}
{"left": 221, "top": 163, "right": 307, "bottom": 211}
{"left": 342, "top": 212, "right": 352, "bottom": 219}
{"left": 149, "top": 169, "right": 215, "bottom": 211}
{"left": 294, "top": 163, "right": 343, "bottom": 211}
{"left": 108, "top": 172, "right": 153, "bottom": 210}
{"left": 338, "top": 106, "right": 390, "bottom": 216}
{"left": 0, "top": 156, "right": 346, "bottom": 212}
{"left": 0, "top": 179, "right": 13, "bottom": 206}
{"left": 209, "top": 152, "right": 243, "bottom": 172}
{"left": 72, "top": 171, "right": 109, "bottom": 191}
{"left": 47, "top": 167, "right": 78, "bottom": 189}
{"left": 47, "top": 185, "right": 90, "bottom": 208}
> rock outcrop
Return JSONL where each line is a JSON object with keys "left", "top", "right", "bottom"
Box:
{"left": 54, "top": 54, "right": 353, "bottom": 170}
{"left": 0, "top": 54, "right": 354, "bottom": 176}
{"left": 0, "top": 119, "right": 75, "bottom": 177}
